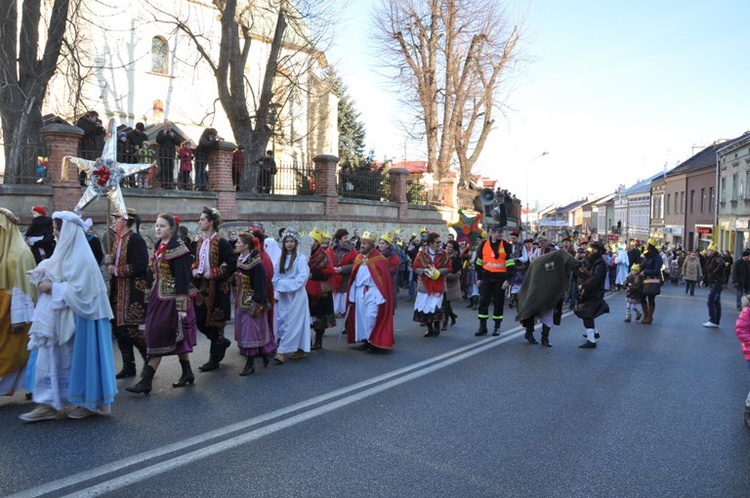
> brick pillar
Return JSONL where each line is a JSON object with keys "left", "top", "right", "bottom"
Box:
{"left": 41, "top": 123, "right": 84, "bottom": 213}
{"left": 388, "top": 168, "right": 409, "bottom": 219}
{"left": 209, "top": 141, "right": 237, "bottom": 218}
{"left": 313, "top": 154, "right": 339, "bottom": 218}
{"left": 440, "top": 177, "right": 458, "bottom": 208}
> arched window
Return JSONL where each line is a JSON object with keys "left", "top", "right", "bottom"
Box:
{"left": 151, "top": 36, "right": 169, "bottom": 74}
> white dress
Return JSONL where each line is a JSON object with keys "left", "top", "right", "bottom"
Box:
{"left": 272, "top": 254, "right": 311, "bottom": 354}
{"left": 348, "top": 265, "right": 385, "bottom": 342}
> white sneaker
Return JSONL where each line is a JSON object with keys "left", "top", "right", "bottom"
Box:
{"left": 702, "top": 321, "right": 719, "bottom": 328}
{"left": 67, "top": 407, "right": 97, "bottom": 420}
{"left": 19, "top": 404, "right": 59, "bottom": 423}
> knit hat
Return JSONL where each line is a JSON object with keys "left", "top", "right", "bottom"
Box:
{"left": 631, "top": 264, "right": 641, "bottom": 272}
{"left": 31, "top": 206, "right": 47, "bottom": 216}
{"left": 743, "top": 249, "right": 750, "bottom": 257}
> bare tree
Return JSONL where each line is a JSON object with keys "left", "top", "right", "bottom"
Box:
{"left": 374, "top": 0, "right": 521, "bottom": 183}
{"left": 145, "top": 0, "right": 336, "bottom": 192}
{"left": 0, "top": 0, "right": 72, "bottom": 183}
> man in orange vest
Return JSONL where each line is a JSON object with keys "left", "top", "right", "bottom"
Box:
{"left": 474, "top": 225, "right": 516, "bottom": 336}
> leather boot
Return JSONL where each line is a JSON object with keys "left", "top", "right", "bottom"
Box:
{"left": 624, "top": 312, "right": 632, "bottom": 323}
{"left": 540, "top": 325, "right": 552, "bottom": 347}
{"left": 492, "top": 320, "right": 502, "bottom": 336}
{"left": 311, "top": 329, "right": 324, "bottom": 350}
{"left": 423, "top": 322, "right": 435, "bottom": 337}
{"left": 524, "top": 327, "right": 538, "bottom": 344}
{"left": 474, "top": 318, "right": 488, "bottom": 336}
{"left": 641, "top": 304, "right": 653, "bottom": 324}
{"left": 239, "top": 356, "right": 255, "bottom": 376}
{"left": 199, "top": 337, "right": 232, "bottom": 371}
{"left": 450, "top": 313, "right": 457, "bottom": 327}
{"left": 172, "top": 360, "right": 195, "bottom": 387}
{"left": 433, "top": 321, "right": 441, "bottom": 337}
{"left": 126, "top": 365, "right": 155, "bottom": 394}
{"left": 116, "top": 338, "right": 137, "bottom": 379}
{"left": 634, "top": 309, "right": 643, "bottom": 321}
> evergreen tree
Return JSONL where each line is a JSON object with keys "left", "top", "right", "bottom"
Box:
{"left": 330, "top": 70, "right": 367, "bottom": 168}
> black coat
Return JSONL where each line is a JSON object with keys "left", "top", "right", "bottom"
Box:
{"left": 574, "top": 254, "right": 609, "bottom": 320}
{"left": 731, "top": 259, "right": 750, "bottom": 290}
{"left": 25, "top": 216, "right": 55, "bottom": 263}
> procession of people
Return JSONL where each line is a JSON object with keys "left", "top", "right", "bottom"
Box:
{"left": 4, "top": 198, "right": 750, "bottom": 425}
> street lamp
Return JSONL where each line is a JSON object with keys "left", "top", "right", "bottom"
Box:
{"left": 525, "top": 151, "right": 549, "bottom": 235}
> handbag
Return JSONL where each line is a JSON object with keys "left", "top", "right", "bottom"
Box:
{"left": 642, "top": 276, "right": 663, "bottom": 296}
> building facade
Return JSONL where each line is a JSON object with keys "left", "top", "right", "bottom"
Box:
{"left": 717, "top": 132, "right": 750, "bottom": 257}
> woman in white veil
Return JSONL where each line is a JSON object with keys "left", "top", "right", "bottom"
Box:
{"left": 20, "top": 211, "right": 117, "bottom": 422}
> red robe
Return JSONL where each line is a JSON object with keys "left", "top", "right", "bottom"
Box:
{"left": 345, "top": 250, "right": 395, "bottom": 349}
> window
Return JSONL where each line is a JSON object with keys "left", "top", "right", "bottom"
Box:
{"left": 701, "top": 188, "right": 706, "bottom": 212}
{"left": 666, "top": 193, "right": 671, "bottom": 215}
{"left": 710, "top": 187, "right": 715, "bottom": 212}
{"left": 674, "top": 192, "right": 678, "bottom": 213}
{"left": 721, "top": 178, "right": 726, "bottom": 203}
{"left": 732, "top": 174, "right": 739, "bottom": 201}
{"left": 746, "top": 171, "right": 750, "bottom": 198}
{"left": 690, "top": 190, "right": 695, "bottom": 213}
{"left": 680, "top": 191, "right": 684, "bottom": 213}
{"left": 151, "top": 36, "right": 169, "bottom": 74}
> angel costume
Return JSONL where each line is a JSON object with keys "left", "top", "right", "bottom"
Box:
{"left": 272, "top": 248, "right": 311, "bottom": 355}
{"left": 27, "top": 212, "right": 117, "bottom": 413}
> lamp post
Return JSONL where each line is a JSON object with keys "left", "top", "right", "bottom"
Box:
{"left": 525, "top": 151, "right": 549, "bottom": 235}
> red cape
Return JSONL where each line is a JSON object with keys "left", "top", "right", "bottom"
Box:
{"left": 345, "top": 250, "right": 395, "bottom": 349}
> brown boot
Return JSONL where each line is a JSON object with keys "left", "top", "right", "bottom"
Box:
{"left": 641, "top": 304, "right": 653, "bottom": 324}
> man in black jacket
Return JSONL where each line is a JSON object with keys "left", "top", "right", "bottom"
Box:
{"left": 701, "top": 244, "right": 725, "bottom": 327}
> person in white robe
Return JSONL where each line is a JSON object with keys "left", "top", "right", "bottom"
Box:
{"left": 349, "top": 257, "right": 386, "bottom": 344}
{"left": 615, "top": 245, "right": 630, "bottom": 289}
{"left": 20, "top": 212, "right": 116, "bottom": 423}
{"left": 271, "top": 228, "right": 310, "bottom": 363}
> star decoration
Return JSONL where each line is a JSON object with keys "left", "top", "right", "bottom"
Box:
{"left": 63, "top": 119, "right": 155, "bottom": 219}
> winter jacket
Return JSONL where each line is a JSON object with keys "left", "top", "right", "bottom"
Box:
{"left": 734, "top": 306, "right": 750, "bottom": 361}
{"left": 625, "top": 272, "right": 643, "bottom": 301}
{"left": 682, "top": 257, "right": 702, "bottom": 282}
{"left": 731, "top": 258, "right": 750, "bottom": 290}
{"left": 703, "top": 254, "right": 726, "bottom": 286}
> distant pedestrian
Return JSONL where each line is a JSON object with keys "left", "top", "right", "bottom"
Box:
{"left": 156, "top": 121, "right": 179, "bottom": 189}
{"left": 639, "top": 239, "right": 663, "bottom": 325}
{"left": 682, "top": 251, "right": 702, "bottom": 296}
{"left": 701, "top": 244, "right": 725, "bottom": 328}
{"left": 413, "top": 232, "right": 450, "bottom": 338}
{"left": 194, "top": 128, "right": 220, "bottom": 191}
{"left": 177, "top": 141, "right": 194, "bottom": 190}
{"left": 307, "top": 228, "right": 336, "bottom": 351}
{"left": 327, "top": 229, "right": 357, "bottom": 317}
{"left": 623, "top": 264, "right": 643, "bottom": 322}
{"left": 731, "top": 249, "right": 750, "bottom": 310}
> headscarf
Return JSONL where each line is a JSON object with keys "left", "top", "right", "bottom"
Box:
{"left": 32, "top": 211, "right": 112, "bottom": 321}
{"left": 0, "top": 208, "right": 37, "bottom": 299}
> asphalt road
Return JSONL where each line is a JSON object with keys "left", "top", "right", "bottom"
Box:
{"left": 2, "top": 282, "right": 750, "bottom": 497}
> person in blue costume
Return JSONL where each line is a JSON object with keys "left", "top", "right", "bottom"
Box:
{"left": 21, "top": 211, "right": 117, "bottom": 422}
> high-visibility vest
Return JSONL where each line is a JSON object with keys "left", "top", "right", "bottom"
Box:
{"left": 480, "top": 240, "right": 511, "bottom": 273}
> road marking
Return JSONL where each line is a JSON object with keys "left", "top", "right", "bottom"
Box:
{"left": 11, "top": 325, "right": 528, "bottom": 498}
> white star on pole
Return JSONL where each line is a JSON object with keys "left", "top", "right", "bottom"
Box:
{"left": 64, "top": 119, "right": 155, "bottom": 219}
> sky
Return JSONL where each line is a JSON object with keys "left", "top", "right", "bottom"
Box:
{"left": 326, "top": 0, "right": 750, "bottom": 210}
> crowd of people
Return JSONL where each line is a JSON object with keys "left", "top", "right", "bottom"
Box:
{"left": 5, "top": 204, "right": 750, "bottom": 426}
{"left": 76, "top": 110, "right": 283, "bottom": 193}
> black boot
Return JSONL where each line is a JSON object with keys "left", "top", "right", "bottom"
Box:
{"left": 115, "top": 339, "right": 137, "bottom": 379}
{"left": 433, "top": 321, "right": 441, "bottom": 337}
{"left": 471, "top": 296, "right": 478, "bottom": 310}
{"left": 423, "top": 323, "right": 434, "bottom": 337}
{"left": 492, "top": 320, "right": 502, "bottom": 336}
{"left": 262, "top": 354, "right": 270, "bottom": 368}
{"left": 540, "top": 325, "right": 552, "bottom": 347}
{"left": 524, "top": 327, "right": 538, "bottom": 344}
{"left": 475, "top": 318, "right": 488, "bottom": 336}
{"left": 311, "top": 329, "right": 324, "bottom": 350}
{"left": 239, "top": 356, "right": 255, "bottom": 376}
{"left": 441, "top": 320, "right": 448, "bottom": 331}
{"left": 450, "top": 313, "right": 457, "bottom": 327}
{"left": 172, "top": 360, "right": 195, "bottom": 387}
{"left": 199, "top": 337, "right": 231, "bottom": 372}
{"left": 126, "top": 365, "right": 155, "bottom": 394}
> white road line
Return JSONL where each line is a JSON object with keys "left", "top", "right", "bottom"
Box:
{"left": 10, "top": 326, "right": 527, "bottom": 498}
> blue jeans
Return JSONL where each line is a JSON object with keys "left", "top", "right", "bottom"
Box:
{"left": 707, "top": 282, "right": 723, "bottom": 325}
{"left": 195, "top": 161, "right": 207, "bottom": 189}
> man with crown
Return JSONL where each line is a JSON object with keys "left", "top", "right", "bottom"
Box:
{"left": 346, "top": 231, "right": 395, "bottom": 351}
{"left": 307, "top": 228, "right": 336, "bottom": 350}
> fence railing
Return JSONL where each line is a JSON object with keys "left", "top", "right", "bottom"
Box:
{"left": 0, "top": 141, "right": 49, "bottom": 185}
{"left": 338, "top": 168, "right": 387, "bottom": 201}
